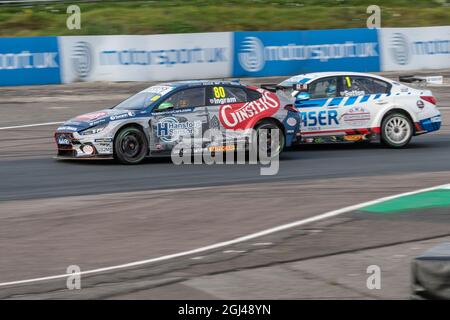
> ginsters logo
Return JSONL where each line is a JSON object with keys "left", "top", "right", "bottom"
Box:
{"left": 219, "top": 90, "right": 280, "bottom": 130}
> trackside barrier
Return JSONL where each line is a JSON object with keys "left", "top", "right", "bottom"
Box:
{"left": 379, "top": 26, "right": 450, "bottom": 71}
{"left": 232, "top": 28, "right": 381, "bottom": 77}
{"left": 0, "top": 26, "right": 449, "bottom": 86}
{"left": 0, "top": 36, "right": 61, "bottom": 86}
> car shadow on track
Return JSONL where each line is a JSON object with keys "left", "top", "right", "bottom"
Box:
{"left": 55, "top": 138, "right": 443, "bottom": 166}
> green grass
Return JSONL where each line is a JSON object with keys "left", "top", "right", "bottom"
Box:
{"left": 0, "top": 0, "right": 449, "bottom": 36}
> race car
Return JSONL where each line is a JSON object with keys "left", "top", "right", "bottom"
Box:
{"left": 273, "top": 72, "right": 441, "bottom": 147}
{"left": 54, "top": 80, "right": 301, "bottom": 164}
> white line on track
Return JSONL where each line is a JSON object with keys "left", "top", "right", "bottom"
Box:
{"left": 0, "top": 122, "right": 62, "bottom": 131}
{"left": 0, "top": 183, "right": 449, "bottom": 288}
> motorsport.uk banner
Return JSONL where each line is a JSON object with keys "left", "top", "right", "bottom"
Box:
{"left": 1, "top": 27, "right": 449, "bottom": 86}
{"left": 58, "top": 33, "right": 232, "bottom": 83}
{"left": 0, "top": 36, "right": 61, "bottom": 86}
{"left": 232, "top": 28, "right": 381, "bottom": 77}
{"left": 379, "top": 26, "right": 450, "bottom": 71}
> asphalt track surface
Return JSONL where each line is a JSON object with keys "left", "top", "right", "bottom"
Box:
{"left": 0, "top": 72, "right": 449, "bottom": 299}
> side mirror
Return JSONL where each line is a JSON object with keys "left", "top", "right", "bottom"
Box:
{"left": 296, "top": 92, "right": 310, "bottom": 102}
{"left": 157, "top": 102, "right": 173, "bottom": 111}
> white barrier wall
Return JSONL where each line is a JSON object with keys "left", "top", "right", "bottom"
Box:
{"left": 58, "top": 33, "right": 232, "bottom": 83}
{"left": 379, "top": 26, "right": 450, "bottom": 71}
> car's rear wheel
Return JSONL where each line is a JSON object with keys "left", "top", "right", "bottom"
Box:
{"left": 114, "top": 126, "right": 148, "bottom": 164}
{"left": 381, "top": 112, "right": 413, "bottom": 148}
{"left": 252, "top": 120, "right": 285, "bottom": 158}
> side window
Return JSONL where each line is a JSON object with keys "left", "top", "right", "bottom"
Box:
{"left": 246, "top": 88, "right": 262, "bottom": 102}
{"left": 340, "top": 76, "right": 390, "bottom": 96}
{"left": 308, "top": 77, "right": 337, "bottom": 99}
{"left": 206, "top": 86, "right": 247, "bottom": 105}
{"left": 157, "top": 87, "right": 205, "bottom": 110}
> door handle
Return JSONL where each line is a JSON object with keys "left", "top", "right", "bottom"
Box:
{"left": 375, "top": 100, "right": 388, "bottom": 105}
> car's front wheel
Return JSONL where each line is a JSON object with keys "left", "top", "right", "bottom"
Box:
{"left": 381, "top": 112, "right": 413, "bottom": 148}
{"left": 114, "top": 126, "right": 148, "bottom": 164}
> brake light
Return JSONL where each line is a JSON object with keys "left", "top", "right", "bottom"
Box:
{"left": 284, "top": 104, "right": 299, "bottom": 112}
{"left": 420, "top": 96, "right": 436, "bottom": 105}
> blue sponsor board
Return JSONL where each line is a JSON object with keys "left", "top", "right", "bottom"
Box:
{"left": 0, "top": 37, "right": 61, "bottom": 86}
{"left": 233, "top": 29, "right": 381, "bottom": 77}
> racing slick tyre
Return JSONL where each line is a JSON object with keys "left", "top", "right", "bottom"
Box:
{"left": 114, "top": 126, "right": 148, "bottom": 164}
{"left": 381, "top": 112, "right": 413, "bottom": 148}
{"left": 252, "top": 119, "right": 285, "bottom": 159}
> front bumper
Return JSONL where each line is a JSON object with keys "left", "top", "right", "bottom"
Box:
{"left": 54, "top": 132, "right": 114, "bottom": 159}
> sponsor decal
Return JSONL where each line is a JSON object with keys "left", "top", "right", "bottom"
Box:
{"left": 341, "top": 90, "right": 365, "bottom": 97}
{"left": 89, "top": 118, "right": 107, "bottom": 127}
{"left": 210, "top": 115, "right": 220, "bottom": 129}
{"left": 57, "top": 135, "right": 71, "bottom": 145}
{"left": 81, "top": 145, "right": 94, "bottom": 155}
{"left": 156, "top": 117, "right": 202, "bottom": 143}
{"left": 143, "top": 85, "right": 174, "bottom": 95}
{"left": 94, "top": 138, "right": 113, "bottom": 143}
{"left": 151, "top": 107, "right": 194, "bottom": 116}
{"left": 208, "top": 145, "right": 236, "bottom": 152}
{"left": 301, "top": 110, "right": 339, "bottom": 128}
{"left": 344, "top": 134, "right": 364, "bottom": 142}
{"left": 430, "top": 115, "right": 441, "bottom": 123}
{"left": 341, "top": 106, "right": 371, "bottom": 126}
{"left": 286, "top": 117, "right": 297, "bottom": 126}
{"left": 76, "top": 111, "right": 107, "bottom": 121}
{"left": 219, "top": 90, "right": 280, "bottom": 130}
{"left": 416, "top": 100, "right": 425, "bottom": 109}
{"left": 209, "top": 97, "right": 238, "bottom": 105}
{"left": 110, "top": 111, "right": 135, "bottom": 121}
{"left": 57, "top": 126, "right": 78, "bottom": 132}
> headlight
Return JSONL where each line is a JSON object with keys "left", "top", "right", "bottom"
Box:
{"left": 80, "top": 123, "right": 108, "bottom": 135}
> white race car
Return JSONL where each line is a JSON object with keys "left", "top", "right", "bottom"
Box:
{"left": 276, "top": 72, "right": 441, "bottom": 147}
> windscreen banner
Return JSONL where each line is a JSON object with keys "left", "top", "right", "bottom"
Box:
{"left": 58, "top": 33, "right": 233, "bottom": 83}
{"left": 232, "top": 28, "right": 381, "bottom": 77}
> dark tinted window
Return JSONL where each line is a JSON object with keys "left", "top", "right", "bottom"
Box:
{"left": 340, "top": 76, "right": 390, "bottom": 96}
{"left": 206, "top": 86, "right": 247, "bottom": 105}
{"left": 160, "top": 87, "right": 206, "bottom": 109}
{"left": 246, "top": 88, "right": 262, "bottom": 102}
{"left": 308, "top": 77, "right": 338, "bottom": 99}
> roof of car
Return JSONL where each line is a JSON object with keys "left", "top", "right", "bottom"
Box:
{"left": 160, "top": 79, "right": 242, "bottom": 88}
{"left": 281, "top": 72, "right": 391, "bottom": 85}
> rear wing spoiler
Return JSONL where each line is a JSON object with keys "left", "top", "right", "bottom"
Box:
{"left": 260, "top": 83, "right": 307, "bottom": 92}
{"left": 399, "top": 75, "right": 443, "bottom": 85}
{"left": 260, "top": 83, "right": 283, "bottom": 92}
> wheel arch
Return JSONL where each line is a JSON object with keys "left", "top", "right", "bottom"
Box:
{"left": 377, "top": 107, "right": 416, "bottom": 133}
{"left": 254, "top": 117, "right": 285, "bottom": 134}
{"left": 113, "top": 122, "right": 149, "bottom": 155}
